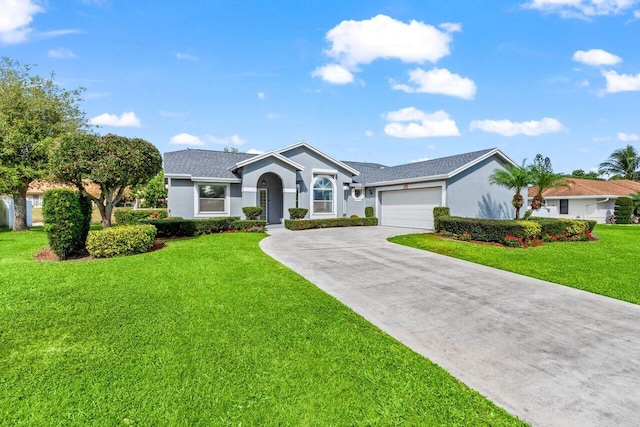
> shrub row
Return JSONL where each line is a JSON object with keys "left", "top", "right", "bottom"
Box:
{"left": 87, "top": 224, "right": 157, "bottom": 258}
{"left": 437, "top": 216, "right": 596, "bottom": 244}
{"left": 114, "top": 208, "right": 168, "bottom": 225}
{"left": 231, "top": 220, "right": 266, "bottom": 232}
{"left": 285, "top": 217, "right": 378, "bottom": 230}
{"left": 433, "top": 206, "right": 450, "bottom": 231}
{"left": 43, "top": 189, "right": 91, "bottom": 260}
{"left": 140, "top": 216, "right": 240, "bottom": 237}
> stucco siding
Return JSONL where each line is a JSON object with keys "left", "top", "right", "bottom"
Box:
{"left": 446, "top": 156, "right": 515, "bottom": 219}
{"left": 167, "top": 178, "right": 195, "bottom": 218}
{"left": 542, "top": 197, "right": 615, "bottom": 223}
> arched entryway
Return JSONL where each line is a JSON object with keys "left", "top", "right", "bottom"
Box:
{"left": 256, "top": 172, "right": 284, "bottom": 224}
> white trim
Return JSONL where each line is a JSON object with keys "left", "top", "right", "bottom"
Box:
{"left": 232, "top": 151, "right": 304, "bottom": 171}
{"left": 193, "top": 182, "right": 230, "bottom": 217}
{"left": 242, "top": 187, "right": 258, "bottom": 192}
{"left": 192, "top": 176, "right": 241, "bottom": 183}
{"left": 164, "top": 173, "right": 191, "bottom": 179}
{"left": 351, "top": 187, "right": 365, "bottom": 201}
{"left": 312, "top": 168, "right": 338, "bottom": 175}
{"left": 275, "top": 140, "right": 360, "bottom": 176}
{"left": 528, "top": 195, "right": 623, "bottom": 200}
{"left": 366, "top": 174, "right": 449, "bottom": 187}
{"left": 283, "top": 188, "right": 297, "bottom": 193}
{"left": 310, "top": 174, "right": 337, "bottom": 217}
{"left": 258, "top": 188, "right": 268, "bottom": 221}
{"left": 372, "top": 180, "right": 446, "bottom": 193}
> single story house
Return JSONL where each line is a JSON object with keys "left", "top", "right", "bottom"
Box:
{"left": 528, "top": 178, "right": 640, "bottom": 223}
{"left": 164, "top": 141, "right": 519, "bottom": 229}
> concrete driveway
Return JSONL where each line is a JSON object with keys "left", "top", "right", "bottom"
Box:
{"left": 260, "top": 226, "right": 640, "bottom": 427}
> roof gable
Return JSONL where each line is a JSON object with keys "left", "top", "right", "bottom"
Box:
{"left": 232, "top": 151, "right": 304, "bottom": 171}
{"left": 164, "top": 149, "right": 255, "bottom": 180}
{"left": 276, "top": 141, "right": 360, "bottom": 176}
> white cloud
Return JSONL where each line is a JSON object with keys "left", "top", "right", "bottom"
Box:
{"left": 246, "top": 148, "right": 264, "bottom": 154}
{"left": 364, "top": 130, "right": 374, "bottom": 137}
{"left": 38, "top": 29, "right": 82, "bottom": 38}
{"left": 48, "top": 47, "right": 75, "bottom": 58}
{"left": 578, "top": 79, "right": 590, "bottom": 87}
{"left": 469, "top": 117, "right": 564, "bottom": 136}
{"left": 411, "top": 157, "right": 431, "bottom": 163}
{"left": 439, "top": 22, "right": 462, "bottom": 33}
{"left": 170, "top": 133, "right": 205, "bottom": 146}
{"left": 88, "top": 111, "right": 141, "bottom": 128}
{"left": 602, "top": 70, "right": 640, "bottom": 93}
{"left": 311, "top": 64, "right": 354, "bottom": 84}
{"left": 383, "top": 108, "right": 460, "bottom": 138}
{"left": 206, "top": 134, "right": 246, "bottom": 146}
{"left": 392, "top": 67, "right": 477, "bottom": 100}
{"left": 175, "top": 52, "right": 199, "bottom": 61}
{"left": 524, "top": 0, "right": 640, "bottom": 18}
{"left": 618, "top": 132, "right": 640, "bottom": 141}
{"left": 0, "top": 0, "right": 43, "bottom": 44}
{"left": 635, "top": 10, "right": 640, "bottom": 17}
{"left": 572, "top": 49, "right": 622, "bottom": 66}
{"left": 257, "top": 92, "right": 266, "bottom": 100}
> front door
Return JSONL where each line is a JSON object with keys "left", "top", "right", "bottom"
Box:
{"left": 258, "top": 189, "right": 268, "bottom": 221}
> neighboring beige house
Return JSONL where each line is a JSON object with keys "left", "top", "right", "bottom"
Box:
{"left": 528, "top": 178, "right": 640, "bottom": 223}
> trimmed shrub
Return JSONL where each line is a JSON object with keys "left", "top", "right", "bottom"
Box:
{"left": 288, "top": 208, "right": 308, "bottom": 219}
{"left": 87, "top": 224, "right": 156, "bottom": 258}
{"left": 433, "top": 206, "right": 450, "bottom": 232}
{"left": 242, "top": 206, "right": 263, "bottom": 220}
{"left": 114, "top": 208, "right": 168, "bottom": 225}
{"left": 141, "top": 216, "right": 240, "bottom": 238}
{"left": 365, "top": 206, "right": 374, "bottom": 218}
{"left": 350, "top": 214, "right": 359, "bottom": 219}
{"left": 529, "top": 218, "right": 596, "bottom": 235}
{"left": 285, "top": 217, "right": 378, "bottom": 230}
{"left": 232, "top": 220, "right": 266, "bottom": 232}
{"left": 43, "top": 189, "right": 85, "bottom": 260}
{"left": 614, "top": 197, "right": 634, "bottom": 224}
{"left": 437, "top": 216, "right": 539, "bottom": 243}
{"left": 78, "top": 194, "right": 92, "bottom": 248}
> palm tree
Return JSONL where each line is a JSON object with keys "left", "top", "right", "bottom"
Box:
{"left": 489, "top": 161, "right": 532, "bottom": 219}
{"left": 529, "top": 154, "right": 571, "bottom": 210}
{"left": 599, "top": 145, "right": 640, "bottom": 180}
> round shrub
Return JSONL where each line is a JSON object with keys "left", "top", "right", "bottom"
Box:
{"left": 242, "top": 206, "right": 263, "bottom": 220}
{"left": 288, "top": 207, "right": 308, "bottom": 219}
{"left": 87, "top": 224, "right": 157, "bottom": 258}
{"left": 43, "top": 189, "right": 85, "bottom": 260}
{"left": 364, "top": 206, "right": 374, "bottom": 218}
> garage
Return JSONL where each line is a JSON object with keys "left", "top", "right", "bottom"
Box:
{"left": 380, "top": 187, "right": 442, "bottom": 229}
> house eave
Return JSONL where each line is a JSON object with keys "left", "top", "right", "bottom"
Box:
{"left": 231, "top": 151, "right": 305, "bottom": 171}
{"left": 448, "top": 148, "right": 519, "bottom": 179}
{"left": 364, "top": 174, "right": 449, "bottom": 187}
{"left": 276, "top": 140, "right": 360, "bottom": 176}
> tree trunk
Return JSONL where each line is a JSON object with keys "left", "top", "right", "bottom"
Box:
{"left": 103, "top": 202, "right": 113, "bottom": 228}
{"left": 12, "top": 184, "right": 29, "bottom": 231}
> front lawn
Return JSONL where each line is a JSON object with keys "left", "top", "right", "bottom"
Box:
{"left": 0, "top": 228, "right": 523, "bottom": 426}
{"left": 390, "top": 225, "right": 640, "bottom": 305}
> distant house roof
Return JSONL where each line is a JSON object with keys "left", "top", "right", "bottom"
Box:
{"left": 528, "top": 178, "right": 640, "bottom": 198}
{"left": 164, "top": 149, "right": 255, "bottom": 181}
{"left": 347, "top": 148, "right": 511, "bottom": 185}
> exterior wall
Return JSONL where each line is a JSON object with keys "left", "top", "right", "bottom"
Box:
{"left": 240, "top": 158, "right": 297, "bottom": 223}
{"left": 446, "top": 156, "right": 517, "bottom": 219}
{"left": 167, "top": 178, "right": 196, "bottom": 218}
{"left": 280, "top": 146, "right": 355, "bottom": 219}
{"left": 0, "top": 196, "right": 32, "bottom": 228}
{"left": 542, "top": 197, "right": 615, "bottom": 223}
{"left": 345, "top": 188, "right": 366, "bottom": 217}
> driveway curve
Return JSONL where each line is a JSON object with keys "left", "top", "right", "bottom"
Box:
{"left": 260, "top": 226, "right": 640, "bottom": 427}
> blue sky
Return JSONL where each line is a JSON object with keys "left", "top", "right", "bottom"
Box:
{"left": 2, "top": 0, "right": 640, "bottom": 174}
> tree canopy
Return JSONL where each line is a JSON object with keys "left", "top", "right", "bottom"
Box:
{"left": 50, "top": 133, "right": 162, "bottom": 228}
{"left": 528, "top": 154, "right": 570, "bottom": 210}
{"left": 0, "top": 57, "right": 85, "bottom": 230}
{"left": 488, "top": 161, "right": 532, "bottom": 219}
{"left": 132, "top": 170, "right": 167, "bottom": 208}
{"left": 599, "top": 145, "right": 640, "bottom": 180}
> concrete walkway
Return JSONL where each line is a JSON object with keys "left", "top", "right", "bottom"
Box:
{"left": 260, "top": 226, "right": 640, "bottom": 427}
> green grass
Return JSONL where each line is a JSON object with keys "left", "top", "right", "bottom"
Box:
{"left": 390, "top": 225, "right": 640, "bottom": 305}
{"left": 0, "top": 228, "right": 523, "bottom": 426}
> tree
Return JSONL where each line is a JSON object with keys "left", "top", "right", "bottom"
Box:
{"left": 0, "top": 57, "right": 85, "bottom": 230}
{"left": 529, "top": 154, "right": 571, "bottom": 210}
{"left": 488, "top": 161, "right": 532, "bottom": 219}
{"left": 50, "top": 133, "right": 162, "bottom": 228}
{"left": 598, "top": 145, "right": 640, "bottom": 180}
{"left": 223, "top": 146, "right": 239, "bottom": 153}
{"left": 569, "top": 169, "right": 600, "bottom": 180}
{"left": 132, "top": 170, "right": 167, "bottom": 208}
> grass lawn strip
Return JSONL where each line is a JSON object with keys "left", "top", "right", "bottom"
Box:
{"left": 390, "top": 225, "right": 640, "bottom": 305}
{"left": 0, "top": 228, "right": 524, "bottom": 426}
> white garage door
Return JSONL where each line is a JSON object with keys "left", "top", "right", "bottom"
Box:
{"left": 380, "top": 187, "right": 441, "bottom": 229}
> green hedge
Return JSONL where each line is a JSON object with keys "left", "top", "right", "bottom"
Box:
{"left": 438, "top": 216, "right": 597, "bottom": 243}
{"left": 529, "top": 217, "right": 596, "bottom": 234}
{"left": 43, "top": 189, "right": 86, "bottom": 260}
{"left": 242, "top": 206, "right": 263, "bottom": 220}
{"left": 614, "top": 197, "right": 634, "bottom": 224}
{"left": 86, "top": 224, "right": 157, "bottom": 258}
{"left": 288, "top": 208, "right": 308, "bottom": 219}
{"left": 141, "top": 216, "right": 240, "bottom": 237}
{"left": 285, "top": 217, "right": 378, "bottom": 230}
{"left": 114, "top": 208, "right": 168, "bottom": 225}
{"left": 433, "top": 206, "right": 450, "bottom": 231}
{"left": 232, "top": 220, "right": 266, "bottom": 232}
{"left": 365, "top": 206, "right": 374, "bottom": 218}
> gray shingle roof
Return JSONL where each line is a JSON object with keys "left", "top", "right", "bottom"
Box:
{"left": 347, "top": 148, "right": 495, "bottom": 184}
{"left": 164, "top": 149, "right": 256, "bottom": 180}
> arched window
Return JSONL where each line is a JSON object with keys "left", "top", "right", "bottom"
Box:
{"left": 313, "top": 176, "right": 334, "bottom": 213}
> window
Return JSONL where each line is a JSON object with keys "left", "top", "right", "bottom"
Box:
{"left": 313, "top": 176, "right": 333, "bottom": 213}
{"left": 198, "top": 184, "right": 226, "bottom": 213}
{"left": 559, "top": 199, "right": 569, "bottom": 215}
{"left": 351, "top": 187, "right": 365, "bottom": 201}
